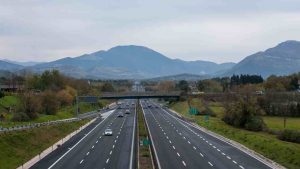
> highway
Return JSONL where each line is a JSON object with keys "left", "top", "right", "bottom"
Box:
{"left": 31, "top": 100, "right": 137, "bottom": 169}
{"left": 141, "top": 100, "right": 272, "bottom": 169}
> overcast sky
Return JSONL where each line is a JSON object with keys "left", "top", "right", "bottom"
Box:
{"left": 1, "top": 0, "right": 300, "bottom": 63}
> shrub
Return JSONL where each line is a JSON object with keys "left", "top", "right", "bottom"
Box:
{"left": 278, "top": 130, "right": 300, "bottom": 143}
{"left": 245, "top": 116, "right": 265, "bottom": 131}
{"left": 18, "top": 93, "right": 41, "bottom": 119}
{"left": 41, "top": 91, "right": 59, "bottom": 115}
{"left": 12, "top": 112, "right": 30, "bottom": 121}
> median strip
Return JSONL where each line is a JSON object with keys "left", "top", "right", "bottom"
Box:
{"left": 137, "top": 101, "right": 154, "bottom": 169}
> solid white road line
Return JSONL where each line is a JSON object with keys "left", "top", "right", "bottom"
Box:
{"left": 129, "top": 108, "right": 136, "bottom": 169}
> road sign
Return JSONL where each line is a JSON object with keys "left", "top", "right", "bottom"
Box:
{"left": 140, "top": 138, "right": 150, "bottom": 146}
{"left": 189, "top": 107, "right": 199, "bottom": 115}
{"left": 143, "top": 138, "right": 150, "bottom": 145}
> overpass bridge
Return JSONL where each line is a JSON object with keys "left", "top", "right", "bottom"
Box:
{"left": 78, "top": 91, "right": 182, "bottom": 103}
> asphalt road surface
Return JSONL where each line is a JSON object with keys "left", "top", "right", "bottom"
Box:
{"left": 141, "top": 100, "right": 272, "bottom": 169}
{"left": 31, "top": 100, "right": 137, "bottom": 169}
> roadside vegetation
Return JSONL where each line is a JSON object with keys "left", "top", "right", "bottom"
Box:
{"left": 0, "top": 119, "right": 89, "bottom": 169}
{"left": 0, "top": 70, "right": 114, "bottom": 127}
{"left": 137, "top": 102, "right": 153, "bottom": 169}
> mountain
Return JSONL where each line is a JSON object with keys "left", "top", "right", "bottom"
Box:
{"left": 28, "top": 45, "right": 235, "bottom": 79}
{"left": 3, "top": 59, "right": 43, "bottom": 66}
{"left": 0, "top": 60, "right": 23, "bottom": 71}
{"left": 147, "top": 73, "right": 208, "bottom": 81}
{"left": 224, "top": 40, "right": 300, "bottom": 78}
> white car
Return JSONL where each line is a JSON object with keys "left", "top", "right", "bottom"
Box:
{"left": 125, "top": 110, "right": 130, "bottom": 114}
{"left": 104, "top": 129, "right": 113, "bottom": 136}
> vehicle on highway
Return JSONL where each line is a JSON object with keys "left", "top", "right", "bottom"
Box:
{"left": 118, "top": 112, "right": 124, "bottom": 117}
{"left": 104, "top": 128, "right": 113, "bottom": 136}
{"left": 125, "top": 109, "right": 130, "bottom": 114}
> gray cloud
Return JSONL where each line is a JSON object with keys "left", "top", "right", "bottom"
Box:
{"left": 0, "top": 0, "right": 300, "bottom": 63}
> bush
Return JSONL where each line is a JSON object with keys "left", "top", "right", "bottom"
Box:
{"left": 41, "top": 91, "right": 59, "bottom": 115}
{"left": 245, "top": 116, "right": 265, "bottom": 131}
{"left": 18, "top": 93, "right": 41, "bottom": 119}
{"left": 12, "top": 112, "right": 30, "bottom": 121}
{"left": 278, "top": 130, "right": 300, "bottom": 143}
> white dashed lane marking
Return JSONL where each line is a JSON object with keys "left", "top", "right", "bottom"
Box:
{"left": 182, "top": 161, "right": 186, "bottom": 167}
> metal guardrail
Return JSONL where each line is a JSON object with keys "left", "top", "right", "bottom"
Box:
{"left": 0, "top": 109, "right": 112, "bottom": 133}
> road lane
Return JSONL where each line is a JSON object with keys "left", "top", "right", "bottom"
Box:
{"left": 142, "top": 100, "right": 272, "bottom": 169}
{"left": 142, "top": 102, "right": 214, "bottom": 169}
{"left": 31, "top": 100, "right": 136, "bottom": 169}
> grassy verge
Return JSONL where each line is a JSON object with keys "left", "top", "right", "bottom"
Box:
{"left": 0, "top": 101, "right": 98, "bottom": 128}
{"left": 138, "top": 102, "right": 153, "bottom": 169}
{"left": 263, "top": 116, "right": 300, "bottom": 131}
{"left": 0, "top": 119, "right": 89, "bottom": 169}
{"left": 169, "top": 99, "right": 300, "bottom": 169}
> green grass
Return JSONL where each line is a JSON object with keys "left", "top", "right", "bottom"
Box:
{"left": 0, "top": 119, "right": 89, "bottom": 169}
{"left": 0, "top": 95, "right": 20, "bottom": 113}
{"left": 263, "top": 116, "right": 300, "bottom": 131}
{"left": 0, "top": 96, "right": 20, "bottom": 107}
{"left": 169, "top": 99, "right": 300, "bottom": 169}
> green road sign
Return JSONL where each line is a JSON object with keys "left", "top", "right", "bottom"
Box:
{"left": 143, "top": 139, "right": 150, "bottom": 145}
{"left": 189, "top": 107, "right": 199, "bottom": 115}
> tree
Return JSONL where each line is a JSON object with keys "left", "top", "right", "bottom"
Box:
{"left": 223, "top": 96, "right": 265, "bottom": 131}
{"left": 197, "top": 80, "right": 222, "bottom": 92}
{"left": 0, "top": 90, "right": 4, "bottom": 98}
{"left": 101, "top": 83, "right": 115, "bottom": 92}
{"left": 57, "top": 90, "right": 74, "bottom": 106}
{"left": 157, "top": 81, "right": 175, "bottom": 92}
{"left": 289, "top": 77, "right": 299, "bottom": 91}
{"left": 176, "top": 80, "right": 189, "bottom": 92}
